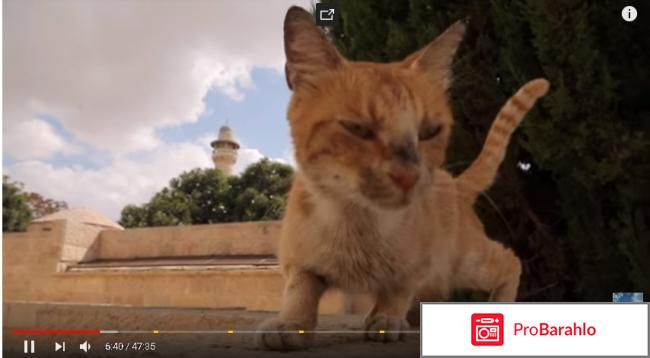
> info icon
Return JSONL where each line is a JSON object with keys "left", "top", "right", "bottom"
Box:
{"left": 315, "top": 2, "right": 338, "bottom": 27}
{"left": 471, "top": 313, "right": 504, "bottom": 346}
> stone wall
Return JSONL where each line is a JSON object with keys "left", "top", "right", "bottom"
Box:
{"left": 3, "top": 210, "right": 348, "bottom": 315}
{"left": 95, "top": 220, "right": 280, "bottom": 260}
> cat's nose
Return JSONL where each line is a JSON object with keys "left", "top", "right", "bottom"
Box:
{"left": 391, "top": 142, "right": 420, "bottom": 165}
{"left": 389, "top": 166, "right": 420, "bottom": 191}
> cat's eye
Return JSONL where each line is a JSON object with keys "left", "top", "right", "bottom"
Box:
{"left": 340, "top": 120, "right": 376, "bottom": 140}
{"left": 418, "top": 124, "right": 443, "bottom": 141}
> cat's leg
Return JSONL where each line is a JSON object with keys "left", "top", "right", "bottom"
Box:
{"left": 454, "top": 236, "right": 522, "bottom": 301}
{"left": 256, "top": 270, "right": 326, "bottom": 350}
{"left": 406, "top": 283, "right": 451, "bottom": 326}
{"left": 364, "top": 287, "right": 414, "bottom": 342}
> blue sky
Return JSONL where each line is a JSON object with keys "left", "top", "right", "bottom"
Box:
{"left": 157, "top": 68, "right": 292, "bottom": 160}
{"left": 4, "top": 113, "right": 113, "bottom": 170}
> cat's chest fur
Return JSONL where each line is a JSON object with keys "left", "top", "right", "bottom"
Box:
{"left": 300, "top": 200, "right": 421, "bottom": 292}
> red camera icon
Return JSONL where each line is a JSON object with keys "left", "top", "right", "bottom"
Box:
{"left": 471, "top": 313, "right": 504, "bottom": 346}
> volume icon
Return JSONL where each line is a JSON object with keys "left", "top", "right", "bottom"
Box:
{"left": 79, "top": 341, "right": 91, "bottom": 352}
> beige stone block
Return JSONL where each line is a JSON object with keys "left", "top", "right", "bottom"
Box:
{"left": 60, "top": 244, "right": 90, "bottom": 262}
{"left": 97, "top": 221, "right": 281, "bottom": 259}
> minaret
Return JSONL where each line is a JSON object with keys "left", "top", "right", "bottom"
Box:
{"left": 211, "top": 124, "right": 240, "bottom": 175}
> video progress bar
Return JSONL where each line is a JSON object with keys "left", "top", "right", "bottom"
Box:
{"left": 12, "top": 329, "right": 421, "bottom": 335}
{"left": 106, "top": 330, "right": 422, "bottom": 334}
{"left": 11, "top": 329, "right": 101, "bottom": 335}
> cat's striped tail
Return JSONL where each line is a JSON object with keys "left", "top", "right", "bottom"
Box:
{"left": 456, "top": 78, "right": 550, "bottom": 197}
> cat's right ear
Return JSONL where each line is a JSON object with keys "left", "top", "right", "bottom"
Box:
{"left": 402, "top": 20, "right": 466, "bottom": 90}
{"left": 284, "top": 6, "right": 344, "bottom": 91}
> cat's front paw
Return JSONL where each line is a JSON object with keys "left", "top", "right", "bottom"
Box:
{"left": 256, "top": 317, "right": 311, "bottom": 350}
{"left": 364, "top": 313, "right": 409, "bottom": 342}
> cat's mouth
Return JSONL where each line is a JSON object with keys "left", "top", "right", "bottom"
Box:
{"left": 358, "top": 167, "right": 420, "bottom": 208}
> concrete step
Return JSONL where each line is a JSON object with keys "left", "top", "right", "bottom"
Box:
{"left": 69, "top": 255, "right": 278, "bottom": 272}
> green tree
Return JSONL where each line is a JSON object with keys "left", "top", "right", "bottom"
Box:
{"left": 119, "top": 159, "right": 294, "bottom": 228}
{"left": 229, "top": 158, "right": 294, "bottom": 220}
{"left": 3, "top": 176, "right": 33, "bottom": 232}
{"left": 169, "top": 168, "right": 232, "bottom": 224}
{"left": 146, "top": 188, "right": 194, "bottom": 226}
{"left": 25, "top": 191, "right": 68, "bottom": 218}
{"left": 119, "top": 205, "right": 149, "bottom": 228}
{"left": 322, "top": 0, "right": 649, "bottom": 300}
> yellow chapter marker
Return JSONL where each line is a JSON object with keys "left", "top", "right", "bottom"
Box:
{"left": 379, "top": 330, "right": 385, "bottom": 334}
{"left": 298, "top": 330, "right": 305, "bottom": 334}
{"left": 153, "top": 330, "right": 159, "bottom": 334}
{"left": 227, "top": 330, "right": 234, "bottom": 334}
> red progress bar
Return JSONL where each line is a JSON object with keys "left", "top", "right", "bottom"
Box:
{"left": 10, "top": 329, "right": 101, "bottom": 335}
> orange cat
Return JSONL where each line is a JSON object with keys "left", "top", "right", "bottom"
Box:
{"left": 257, "top": 6, "right": 549, "bottom": 350}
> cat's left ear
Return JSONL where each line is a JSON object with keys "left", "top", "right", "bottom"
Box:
{"left": 284, "top": 6, "right": 345, "bottom": 91}
{"left": 402, "top": 21, "right": 466, "bottom": 89}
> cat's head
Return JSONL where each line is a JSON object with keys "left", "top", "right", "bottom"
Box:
{"left": 284, "top": 6, "right": 465, "bottom": 209}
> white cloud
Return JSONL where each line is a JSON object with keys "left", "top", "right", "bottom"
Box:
{"left": 4, "top": 117, "right": 78, "bottom": 160}
{"left": 4, "top": 0, "right": 312, "bottom": 158}
{"left": 5, "top": 141, "right": 213, "bottom": 220}
{"left": 234, "top": 147, "right": 266, "bottom": 174}
{"left": 198, "top": 60, "right": 253, "bottom": 102}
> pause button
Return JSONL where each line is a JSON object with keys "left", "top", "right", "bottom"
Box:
{"left": 23, "top": 340, "right": 35, "bottom": 353}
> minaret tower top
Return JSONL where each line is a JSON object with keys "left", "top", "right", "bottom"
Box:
{"left": 211, "top": 124, "right": 240, "bottom": 175}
